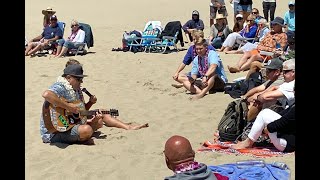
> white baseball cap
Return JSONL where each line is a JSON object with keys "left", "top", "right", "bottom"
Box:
{"left": 236, "top": 14, "right": 243, "bottom": 18}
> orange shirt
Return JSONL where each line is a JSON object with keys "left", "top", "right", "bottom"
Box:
{"left": 257, "top": 32, "right": 287, "bottom": 52}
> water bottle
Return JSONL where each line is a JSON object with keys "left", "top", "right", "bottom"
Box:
{"left": 271, "top": 162, "right": 289, "bottom": 170}
{"left": 236, "top": 160, "right": 265, "bottom": 169}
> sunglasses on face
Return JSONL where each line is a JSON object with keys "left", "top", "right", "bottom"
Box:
{"left": 252, "top": 12, "right": 258, "bottom": 14}
{"left": 247, "top": 19, "right": 254, "bottom": 22}
{"left": 266, "top": 69, "right": 276, "bottom": 73}
{"left": 289, "top": 42, "right": 295, "bottom": 45}
{"left": 71, "top": 24, "right": 78, "bottom": 28}
{"left": 73, "top": 76, "right": 83, "bottom": 81}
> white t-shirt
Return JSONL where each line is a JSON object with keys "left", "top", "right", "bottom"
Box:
{"left": 278, "top": 80, "right": 295, "bottom": 107}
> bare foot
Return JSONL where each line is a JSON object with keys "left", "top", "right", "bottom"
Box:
{"left": 189, "top": 94, "right": 204, "bottom": 101}
{"left": 228, "top": 65, "right": 240, "bottom": 73}
{"left": 128, "top": 123, "right": 149, "bottom": 130}
{"left": 231, "top": 139, "right": 254, "bottom": 149}
{"left": 171, "top": 84, "right": 184, "bottom": 88}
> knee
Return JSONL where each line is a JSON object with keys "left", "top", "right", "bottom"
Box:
{"left": 250, "top": 61, "right": 262, "bottom": 69}
{"left": 63, "top": 41, "right": 71, "bottom": 48}
{"left": 78, "top": 125, "right": 93, "bottom": 141}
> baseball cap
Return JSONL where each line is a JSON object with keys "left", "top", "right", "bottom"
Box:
{"left": 236, "top": 14, "right": 243, "bottom": 19}
{"left": 63, "top": 64, "right": 88, "bottom": 77}
{"left": 282, "top": 59, "right": 295, "bottom": 70}
{"left": 50, "top": 15, "right": 58, "bottom": 20}
{"left": 264, "top": 57, "right": 283, "bottom": 70}
{"left": 288, "top": 1, "right": 295, "bottom": 6}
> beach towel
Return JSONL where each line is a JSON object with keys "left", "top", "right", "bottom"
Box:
{"left": 208, "top": 162, "right": 291, "bottom": 180}
{"left": 198, "top": 140, "right": 294, "bottom": 158}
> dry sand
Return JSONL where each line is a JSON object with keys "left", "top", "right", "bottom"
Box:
{"left": 26, "top": 0, "right": 295, "bottom": 179}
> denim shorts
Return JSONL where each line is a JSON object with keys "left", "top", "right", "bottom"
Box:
{"left": 237, "top": 4, "right": 252, "bottom": 12}
{"left": 58, "top": 39, "right": 79, "bottom": 49}
{"left": 50, "top": 124, "right": 80, "bottom": 144}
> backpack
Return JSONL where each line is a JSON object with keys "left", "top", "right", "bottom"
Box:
{"left": 217, "top": 99, "right": 248, "bottom": 142}
{"left": 224, "top": 71, "right": 263, "bottom": 99}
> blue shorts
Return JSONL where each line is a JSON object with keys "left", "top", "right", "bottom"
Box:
{"left": 237, "top": 4, "right": 252, "bottom": 12}
{"left": 58, "top": 39, "right": 80, "bottom": 49}
{"left": 50, "top": 124, "right": 80, "bottom": 144}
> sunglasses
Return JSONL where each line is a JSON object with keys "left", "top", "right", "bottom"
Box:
{"left": 247, "top": 19, "right": 254, "bottom": 22}
{"left": 71, "top": 24, "right": 78, "bottom": 28}
{"left": 289, "top": 42, "right": 295, "bottom": 45}
{"left": 73, "top": 76, "right": 83, "bottom": 81}
{"left": 266, "top": 69, "right": 276, "bottom": 73}
{"left": 252, "top": 12, "right": 258, "bottom": 14}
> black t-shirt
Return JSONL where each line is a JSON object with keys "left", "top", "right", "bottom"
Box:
{"left": 239, "top": 0, "right": 253, "bottom": 5}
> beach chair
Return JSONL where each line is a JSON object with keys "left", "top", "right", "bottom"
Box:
{"left": 67, "top": 22, "right": 94, "bottom": 56}
{"left": 150, "top": 21, "right": 183, "bottom": 53}
{"left": 127, "top": 21, "right": 162, "bottom": 53}
{"left": 153, "top": 31, "right": 179, "bottom": 53}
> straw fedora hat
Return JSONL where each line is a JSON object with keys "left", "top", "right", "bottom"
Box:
{"left": 42, "top": 7, "right": 56, "bottom": 15}
{"left": 216, "top": 14, "right": 225, "bottom": 20}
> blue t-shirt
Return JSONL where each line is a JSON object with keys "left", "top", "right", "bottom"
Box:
{"left": 284, "top": 11, "right": 295, "bottom": 32}
{"left": 191, "top": 50, "right": 228, "bottom": 83}
{"left": 42, "top": 24, "right": 63, "bottom": 39}
{"left": 183, "top": 45, "right": 215, "bottom": 65}
{"left": 239, "top": 24, "right": 258, "bottom": 38}
{"left": 40, "top": 81, "right": 84, "bottom": 143}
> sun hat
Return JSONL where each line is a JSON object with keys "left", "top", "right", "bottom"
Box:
{"left": 63, "top": 64, "right": 88, "bottom": 77}
{"left": 216, "top": 14, "right": 225, "bottom": 20}
{"left": 42, "top": 7, "right": 56, "bottom": 15}
{"left": 270, "top": 17, "right": 285, "bottom": 27}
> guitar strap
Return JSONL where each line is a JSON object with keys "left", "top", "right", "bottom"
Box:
{"left": 42, "top": 101, "right": 58, "bottom": 134}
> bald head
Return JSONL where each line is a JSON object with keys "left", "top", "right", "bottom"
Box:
{"left": 164, "top": 135, "right": 195, "bottom": 170}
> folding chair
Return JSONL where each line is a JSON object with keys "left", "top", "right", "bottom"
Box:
{"left": 67, "top": 22, "right": 94, "bottom": 56}
{"left": 153, "top": 31, "right": 179, "bottom": 53}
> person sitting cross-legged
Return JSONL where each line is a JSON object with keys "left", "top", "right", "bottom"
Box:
{"left": 172, "top": 30, "right": 215, "bottom": 89}
{"left": 181, "top": 38, "right": 228, "bottom": 100}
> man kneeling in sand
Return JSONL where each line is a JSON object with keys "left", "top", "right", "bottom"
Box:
{"left": 40, "top": 63, "right": 148, "bottom": 144}
{"left": 164, "top": 135, "right": 217, "bottom": 179}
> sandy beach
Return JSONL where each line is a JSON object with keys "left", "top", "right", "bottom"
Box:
{"left": 25, "top": 0, "right": 295, "bottom": 179}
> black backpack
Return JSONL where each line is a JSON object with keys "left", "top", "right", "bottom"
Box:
{"left": 217, "top": 99, "right": 248, "bottom": 142}
{"left": 224, "top": 71, "right": 263, "bottom": 99}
